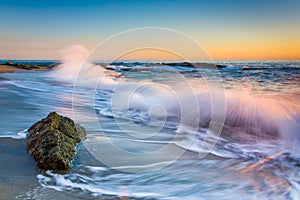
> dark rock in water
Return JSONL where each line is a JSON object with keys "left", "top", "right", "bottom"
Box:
{"left": 26, "top": 112, "right": 86, "bottom": 171}
{"left": 161, "top": 62, "right": 227, "bottom": 69}
{"left": 162, "top": 62, "right": 194, "bottom": 68}
{"left": 15, "top": 63, "right": 40, "bottom": 70}
{"left": 103, "top": 65, "right": 116, "bottom": 71}
{"left": 215, "top": 64, "right": 227, "bottom": 68}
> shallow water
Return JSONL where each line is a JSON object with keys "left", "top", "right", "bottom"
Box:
{"left": 0, "top": 60, "right": 300, "bottom": 199}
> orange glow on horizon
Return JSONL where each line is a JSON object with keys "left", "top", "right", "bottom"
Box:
{"left": 203, "top": 36, "right": 300, "bottom": 60}
{"left": 1, "top": 39, "right": 299, "bottom": 61}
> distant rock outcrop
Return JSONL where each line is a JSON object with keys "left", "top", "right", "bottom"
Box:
{"left": 26, "top": 112, "right": 86, "bottom": 171}
{"left": 4, "top": 61, "right": 57, "bottom": 70}
{"left": 162, "top": 62, "right": 194, "bottom": 67}
{"left": 162, "top": 62, "right": 227, "bottom": 69}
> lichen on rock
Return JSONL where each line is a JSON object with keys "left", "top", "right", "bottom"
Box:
{"left": 26, "top": 112, "right": 86, "bottom": 171}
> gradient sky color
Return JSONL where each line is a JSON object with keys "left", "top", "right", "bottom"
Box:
{"left": 0, "top": 0, "right": 300, "bottom": 60}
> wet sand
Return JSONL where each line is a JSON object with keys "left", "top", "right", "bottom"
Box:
{"left": 0, "top": 136, "right": 291, "bottom": 199}
{"left": 0, "top": 138, "right": 38, "bottom": 199}
{"left": 0, "top": 138, "right": 106, "bottom": 199}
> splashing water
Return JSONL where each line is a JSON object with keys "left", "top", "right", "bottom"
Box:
{"left": 2, "top": 47, "right": 300, "bottom": 199}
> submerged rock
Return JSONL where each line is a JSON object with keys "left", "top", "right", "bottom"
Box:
{"left": 26, "top": 112, "right": 86, "bottom": 171}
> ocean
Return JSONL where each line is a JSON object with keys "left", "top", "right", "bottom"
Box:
{"left": 0, "top": 60, "right": 299, "bottom": 199}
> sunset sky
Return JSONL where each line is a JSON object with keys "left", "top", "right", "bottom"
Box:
{"left": 0, "top": 0, "right": 300, "bottom": 60}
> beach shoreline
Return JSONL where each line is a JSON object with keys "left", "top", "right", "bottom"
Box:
{"left": 0, "top": 65, "right": 22, "bottom": 73}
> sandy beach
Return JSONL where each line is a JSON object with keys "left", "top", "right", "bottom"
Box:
{"left": 0, "top": 138, "right": 38, "bottom": 199}
{"left": 0, "top": 65, "right": 21, "bottom": 73}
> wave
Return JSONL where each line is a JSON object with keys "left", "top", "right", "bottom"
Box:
{"left": 23, "top": 50, "right": 300, "bottom": 198}
{"left": 105, "top": 85, "right": 299, "bottom": 142}
{"left": 37, "top": 170, "right": 161, "bottom": 199}
{"left": 49, "top": 45, "right": 118, "bottom": 90}
{"left": 50, "top": 46, "right": 300, "bottom": 147}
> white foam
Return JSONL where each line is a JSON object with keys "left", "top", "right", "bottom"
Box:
{"left": 0, "top": 129, "right": 28, "bottom": 139}
{"left": 50, "top": 45, "right": 117, "bottom": 90}
{"left": 14, "top": 129, "right": 28, "bottom": 139}
{"left": 37, "top": 170, "right": 161, "bottom": 198}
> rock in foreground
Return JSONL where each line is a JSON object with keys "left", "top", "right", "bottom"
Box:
{"left": 26, "top": 112, "right": 86, "bottom": 171}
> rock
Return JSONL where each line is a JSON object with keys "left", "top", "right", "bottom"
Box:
{"left": 162, "top": 62, "right": 194, "bottom": 68}
{"left": 161, "top": 62, "right": 227, "bottom": 69}
{"left": 215, "top": 64, "right": 227, "bottom": 68}
{"left": 26, "top": 112, "right": 86, "bottom": 171}
{"left": 4, "top": 61, "right": 57, "bottom": 71}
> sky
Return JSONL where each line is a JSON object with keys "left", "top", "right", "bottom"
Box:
{"left": 0, "top": 0, "right": 300, "bottom": 60}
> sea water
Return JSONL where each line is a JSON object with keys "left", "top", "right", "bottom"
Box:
{"left": 0, "top": 59, "right": 299, "bottom": 199}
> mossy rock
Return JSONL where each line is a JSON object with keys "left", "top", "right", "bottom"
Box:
{"left": 26, "top": 112, "right": 86, "bottom": 171}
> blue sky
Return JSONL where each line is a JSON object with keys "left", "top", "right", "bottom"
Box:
{"left": 1, "top": 0, "right": 300, "bottom": 60}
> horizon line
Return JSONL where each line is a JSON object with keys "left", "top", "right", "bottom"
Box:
{"left": 1, "top": 58, "right": 300, "bottom": 62}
